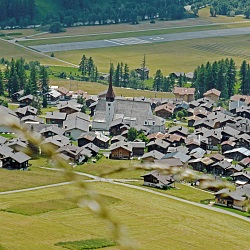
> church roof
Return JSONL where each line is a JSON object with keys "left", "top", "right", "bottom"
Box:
{"left": 106, "top": 70, "right": 115, "bottom": 101}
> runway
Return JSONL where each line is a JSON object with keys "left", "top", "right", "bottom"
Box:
{"left": 29, "top": 27, "right": 250, "bottom": 53}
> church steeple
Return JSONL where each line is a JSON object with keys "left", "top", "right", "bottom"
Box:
{"left": 106, "top": 66, "right": 115, "bottom": 102}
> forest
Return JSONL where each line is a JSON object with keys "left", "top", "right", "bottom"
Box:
{"left": 0, "top": 0, "right": 186, "bottom": 28}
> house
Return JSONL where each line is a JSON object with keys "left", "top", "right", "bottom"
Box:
{"left": 128, "top": 141, "right": 146, "bottom": 157}
{"left": 111, "top": 135, "right": 127, "bottom": 144}
{"left": 239, "top": 157, "right": 250, "bottom": 168}
{"left": 21, "top": 115, "right": 44, "bottom": 124}
{"left": 78, "top": 131, "right": 110, "bottom": 149}
{"left": 58, "top": 101, "right": 82, "bottom": 114}
{"left": 168, "top": 125, "right": 188, "bottom": 138}
{"left": 109, "top": 142, "right": 132, "bottom": 160}
{"left": 18, "top": 94, "right": 36, "bottom": 107}
{"left": 45, "top": 112, "right": 67, "bottom": 127}
{"left": 210, "top": 160, "right": 232, "bottom": 176}
{"left": 2, "top": 151, "right": 31, "bottom": 170}
{"left": 203, "top": 88, "right": 221, "bottom": 102}
{"left": 229, "top": 100, "right": 246, "bottom": 114}
{"left": 63, "top": 117, "right": 90, "bottom": 140}
{"left": 154, "top": 103, "right": 175, "bottom": 119}
{"left": 231, "top": 172, "right": 250, "bottom": 186}
{"left": 141, "top": 170, "right": 175, "bottom": 189}
{"left": 40, "top": 125, "right": 65, "bottom": 138}
{"left": 224, "top": 147, "right": 250, "bottom": 161}
{"left": 6, "top": 138, "right": 28, "bottom": 153}
{"left": 15, "top": 105, "right": 38, "bottom": 119}
{"left": 109, "top": 118, "right": 125, "bottom": 136}
{"left": 147, "top": 139, "right": 169, "bottom": 154}
{"left": 12, "top": 90, "right": 24, "bottom": 102}
{"left": 214, "top": 184, "right": 250, "bottom": 212}
{"left": 82, "top": 143, "right": 100, "bottom": 157}
{"left": 141, "top": 150, "right": 164, "bottom": 162}
{"left": 173, "top": 87, "right": 195, "bottom": 102}
{"left": 45, "top": 89, "right": 61, "bottom": 105}
{"left": 161, "top": 151, "right": 190, "bottom": 167}
{"left": 40, "top": 135, "right": 70, "bottom": 154}
{"left": 56, "top": 145, "right": 86, "bottom": 162}
{"left": 57, "top": 87, "right": 71, "bottom": 100}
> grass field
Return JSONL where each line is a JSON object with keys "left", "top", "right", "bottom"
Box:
{"left": 0, "top": 156, "right": 81, "bottom": 192}
{"left": 49, "top": 78, "right": 174, "bottom": 98}
{"left": 0, "top": 182, "right": 249, "bottom": 249}
{"left": 51, "top": 34, "right": 250, "bottom": 75}
{"left": 0, "top": 39, "right": 69, "bottom": 66}
{"left": 18, "top": 22, "right": 250, "bottom": 47}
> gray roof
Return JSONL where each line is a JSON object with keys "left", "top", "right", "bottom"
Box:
{"left": 109, "top": 141, "right": 132, "bottom": 152}
{"left": 147, "top": 139, "right": 170, "bottom": 149}
{"left": 47, "top": 89, "right": 61, "bottom": 98}
{"left": 21, "top": 115, "right": 44, "bottom": 124}
{"left": 63, "top": 117, "right": 90, "bottom": 132}
{"left": 162, "top": 151, "right": 190, "bottom": 163}
{"left": 141, "top": 150, "right": 164, "bottom": 160}
{"left": 154, "top": 158, "right": 183, "bottom": 167}
{"left": 66, "top": 112, "right": 90, "bottom": 122}
{"left": 8, "top": 151, "right": 31, "bottom": 163}
{"left": 224, "top": 147, "right": 250, "bottom": 157}
{"left": 141, "top": 170, "right": 175, "bottom": 186}
{"left": 82, "top": 143, "right": 100, "bottom": 154}
{"left": 128, "top": 141, "right": 146, "bottom": 149}
{"left": 0, "top": 144, "right": 14, "bottom": 157}
{"left": 45, "top": 112, "right": 67, "bottom": 120}
{"left": 16, "top": 105, "right": 38, "bottom": 116}
{"left": 18, "top": 94, "right": 35, "bottom": 102}
{"left": 0, "top": 135, "right": 7, "bottom": 144}
{"left": 40, "top": 125, "right": 65, "bottom": 135}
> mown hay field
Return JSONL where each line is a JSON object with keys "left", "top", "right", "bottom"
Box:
{"left": 0, "top": 182, "right": 249, "bottom": 250}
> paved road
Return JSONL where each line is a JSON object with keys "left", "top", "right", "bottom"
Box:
{"left": 1, "top": 167, "right": 249, "bottom": 222}
{"left": 30, "top": 27, "right": 250, "bottom": 53}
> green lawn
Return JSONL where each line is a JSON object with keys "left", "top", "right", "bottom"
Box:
{"left": 0, "top": 39, "right": 69, "bottom": 66}
{"left": 0, "top": 182, "right": 249, "bottom": 250}
{"left": 0, "top": 156, "right": 77, "bottom": 192}
{"left": 74, "top": 158, "right": 148, "bottom": 179}
{"left": 49, "top": 78, "right": 174, "bottom": 98}
{"left": 53, "top": 34, "right": 250, "bottom": 75}
{"left": 213, "top": 204, "right": 250, "bottom": 217}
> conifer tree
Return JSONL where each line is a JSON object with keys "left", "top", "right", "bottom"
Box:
{"left": 122, "top": 63, "right": 129, "bottom": 87}
{"left": 227, "top": 58, "right": 236, "bottom": 97}
{"left": 240, "top": 60, "right": 248, "bottom": 95}
{"left": 29, "top": 64, "right": 38, "bottom": 95}
{"left": 39, "top": 66, "right": 49, "bottom": 94}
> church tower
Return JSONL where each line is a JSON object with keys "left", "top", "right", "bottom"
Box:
{"left": 105, "top": 67, "right": 115, "bottom": 130}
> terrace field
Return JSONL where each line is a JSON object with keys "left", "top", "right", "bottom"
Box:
{"left": 0, "top": 182, "right": 249, "bottom": 250}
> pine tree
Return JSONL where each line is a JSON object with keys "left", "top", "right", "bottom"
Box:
{"left": 9, "top": 59, "right": 20, "bottom": 97}
{"left": 240, "top": 60, "right": 248, "bottom": 95}
{"left": 178, "top": 74, "right": 183, "bottom": 87}
{"left": 211, "top": 61, "right": 219, "bottom": 90}
{"left": 196, "top": 64, "right": 206, "bottom": 97}
{"left": 29, "top": 64, "right": 38, "bottom": 95}
{"left": 218, "top": 59, "right": 228, "bottom": 98}
{"left": 227, "top": 58, "right": 236, "bottom": 97}
{"left": 140, "top": 54, "right": 147, "bottom": 81}
{"left": 24, "top": 79, "right": 32, "bottom": 95}
{"left": 79, "top": 55, "right": 87, "bottom": 75}
{"left": 204, "top": 62, "right": 213, "bottom": 91}
{"left": 87, "top": 57, "right": 94, "bottom": 76}
{"left": 122, "top": 63, "right": 129, "bottom": 87}
{"left": 162, "top": 77, "right": 172, "bottom": 92}
{"left": 153, "top": 69, "right": 163, "bottom": 91}
{"left": 15, "top": 58, "right": 26, "bottom": 89}
{"left": 42, "top": 95, "right": 48, "bottom": 108}
{"left": 39, "top": 66, "right": 49, "bottom": 94}
{"left": 114, "top": 63, "right": 120, "bottom": 87}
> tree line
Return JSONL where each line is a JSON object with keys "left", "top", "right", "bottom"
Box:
{"left": 41, "top": 0, "right": 186, "bottom": 28}
{"left": 192, "top": 58, "right": 250, "bottom": 99}
{"left": 0, "top": 58, "right": 49, "bottom": 106}
{"left": 0, "top": 0, "right": 35, "bottom": 28}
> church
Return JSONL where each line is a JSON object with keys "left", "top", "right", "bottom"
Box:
{"left": 92, "top": 73, "right": 165, "bottom": 134}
